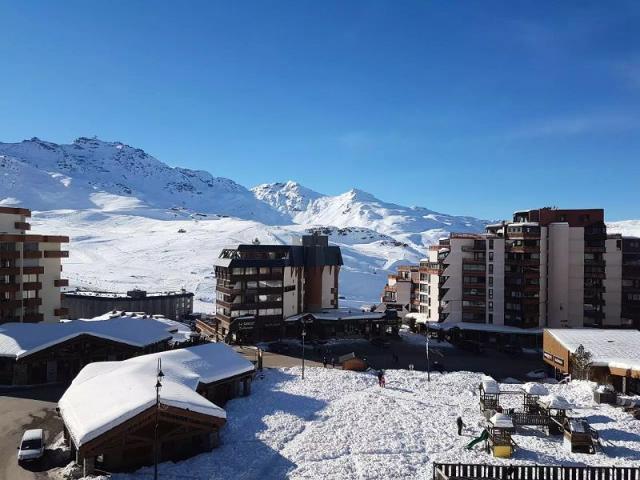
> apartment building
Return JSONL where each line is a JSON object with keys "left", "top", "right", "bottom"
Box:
{"left": 0, "top": 206, "right": 69, "bottom": 323}
{"left": 380, "top": 265, "right": 419, "bottom": 317}
{"left": 419, "top": 207, "right": 638, "bottom": 331}
{"left": 214, "top": 234, "right": 342, "bottom": 342}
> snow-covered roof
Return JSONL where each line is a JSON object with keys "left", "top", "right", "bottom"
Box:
{"left": 285, "top": 309, "right": 386, "bottom": 322}
{"left": 538, "top": 394, "right": 572, "bottom": 410}
{"left": 522, "top": 383, "right": 549, "bottom": 396}
{"left": 90, "top": 311, "right": 194, "bottom": 344}
{"left": 0, "top": 317, "right": 175, "bottom": 359}
{"left": 59, "top": 343, "right": 254, "bottom": 448}
{"left": 481, "top": 378, "right": 500, "bottom": 394}
{"left": 546, "top": 328, "right": 640, "bottom": 373}
{"left": 431, "top": 322, "right": 542, "bottom": 334}
{"left": 490, "top": 413, "right": 513, "bottom": 429}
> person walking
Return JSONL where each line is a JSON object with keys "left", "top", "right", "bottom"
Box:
{"left": 323, "top": 356, "right": 328, "bottom": 368}
{"left": 377, "top": 370, "right": 386, "bottom": 388}
{"left": 456, "top": 416, "right": 465, "bottom": 436}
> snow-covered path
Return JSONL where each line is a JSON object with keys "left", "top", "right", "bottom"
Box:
{"left": 108, "top": 368, "right": 640, "bottom": 480}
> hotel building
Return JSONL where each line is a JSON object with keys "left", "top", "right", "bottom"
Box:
{"left": 0, "top": 206, "right": 69, "bottom": 323}
{"left": 214, "top": 234, "right": 342, "bottom": 342}
{"left": 419, "top": 207, "right": 638, "bottom": 330}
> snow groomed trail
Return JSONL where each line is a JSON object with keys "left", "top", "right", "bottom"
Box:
{"left": 111, "top": 367, "right": 640, "bottom": 480}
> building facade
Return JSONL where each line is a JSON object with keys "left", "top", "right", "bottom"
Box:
{"left": 420, "top": 208, "right": 639, "bottom": 331}
{"left": 214, "top": 234, "right": 342, "bottom": 342}
{"left": 0, "top": 206, "right": 69, "bottom": 323}
{"left": 62, "top": 289, "right": 194, "bottom": 320}
{"left": 380, "top": 265, "right": 419, "bottom": 317}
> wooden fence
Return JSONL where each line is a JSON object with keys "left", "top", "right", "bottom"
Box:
{"left": 433, "top": 463, "right": 640, "bottom": 480}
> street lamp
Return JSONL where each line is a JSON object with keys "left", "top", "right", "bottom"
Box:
{"left": 301, "top": 321, "right": 307, "bottom": 380}
{"left": 425, "top": 321, "right": 430, "bottom": 382}
{"left": 154, "top": 358, "right": 164, "bottom": 480}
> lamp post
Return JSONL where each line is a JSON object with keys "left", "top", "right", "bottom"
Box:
{"left": 301, "top": 321, "right": 307, "bottom": 380}
{"left": 154, "top": 358, "right": 164, "bottom": 480}
{"left": 426, "top": 321, "right": 430, "bottom": 382}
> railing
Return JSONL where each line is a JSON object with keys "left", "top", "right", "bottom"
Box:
{"left": 433, "top": 463, "right": 640, "bottom": 480}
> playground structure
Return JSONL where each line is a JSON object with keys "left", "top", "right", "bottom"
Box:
{"left": 433, "top": 462, "right": 640, "bottom": 480}
{"left": 487, "top": 413, "right": 517, "bottom": 458}
{"left": 479, "top": 378, "right": 500, "bottom": 412}
{"left": 562, "top": 418, "right": 599, "bottom": 454}
{"left": 477, "top": 379, "right": 600, "bottom": 457}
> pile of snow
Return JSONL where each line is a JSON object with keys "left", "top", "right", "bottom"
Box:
{"left": 481, "top": 377, "right": 500, "bottom": 394}
{"left": 522, "top": 383, "right": 549, "bottom": 396}
{"left": 539, "top": 394, "right": 573, "bottom": 410}
{"left": 101, "top": 368, "right": 640, "bottom": 480}
{"left": 59, "top": 343, "right": 254, "bottom": 448}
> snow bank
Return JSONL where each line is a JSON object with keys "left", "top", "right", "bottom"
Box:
{"left": 522, "top": 383, "right": 549, "bottom": 396}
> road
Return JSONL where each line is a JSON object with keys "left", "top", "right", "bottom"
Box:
{"left": 0, "top": 387, "right": 67, "bottom": 480}
{"left": 242, "top": 335, "right": 545, "bottom": 381}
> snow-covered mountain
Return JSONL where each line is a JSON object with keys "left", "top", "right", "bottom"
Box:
{"left": 253, "top": 181, "right": 489, "bottom": 247}
{"left": 0, "top": 137, "right": 285, "bottom": 223}
{"left": 0, "top": 136, "right": 491, "bottom": 310}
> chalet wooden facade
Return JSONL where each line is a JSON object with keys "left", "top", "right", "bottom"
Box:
{"left": 59, "top": 343, "right": 255, "bottom": 474}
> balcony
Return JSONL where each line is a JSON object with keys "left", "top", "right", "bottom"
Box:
{"left": 23, "top": 251, "right": 42, "bottom": 259}
{"left": 22, "top": 266, "right": 45, "bottom": 274}
{"left": 54, "top": 279, "right": 69, "bottom": 287}
{"left": 462, "top": 257, "right": 486, "bottom": 265}
{"left": 54, "top": 307, "right": 69, "bottom": 317}
{"left": 44, "top": 250, "right": 69, "bottom": 258}
{"left": 0, "top": 267, "right": 20, "bottom": 275}
{"left": 0, "top": 300, "right": 21, "bottom": 311}
{"left": 23, "top": 298, "right": 42, "bottom": 307}
{"left": 23, "top": 313, "right": 44, "bottom": 323}
{"left": 461, "top": 244, "right": 486, "bottom": 253}
{"left": 0, "top": 251, "right": 20, "bottom": 259}
{"left": 22, "top": 282, "right": 42, "bottom": 291}
{"left": 506, "top": 245, "right": 539, "bottom": 253}
{"left": 15, "top": 222, "right": 31, "bottom": 231}
{"left": 0, "top": 284, "right": 20, "bottom": 293}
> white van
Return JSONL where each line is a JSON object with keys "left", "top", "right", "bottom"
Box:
{"left": 17, "top": 429, "right": 45, "bottom": 464}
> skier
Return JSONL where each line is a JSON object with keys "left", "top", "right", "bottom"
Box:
{"left": 456, "top": 416, "right": 465, "bottom": 436}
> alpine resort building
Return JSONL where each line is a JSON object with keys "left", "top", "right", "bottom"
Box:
{"left": 0, "top": 206, "right": 69, "bottom": 323}
{"left": 214, "top": 234, "right": 342, "bottom": 342}
{"left": 418, "top": 207, "right": 640, "bottom": 331}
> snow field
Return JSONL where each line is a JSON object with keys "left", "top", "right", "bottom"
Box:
{"left": 109, "top": 368, "right": 640, "bottom": 480}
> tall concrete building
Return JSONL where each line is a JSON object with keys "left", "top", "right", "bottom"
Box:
{"left": 380, "top": 265, "right": 420, "bottom": 317}
{"left": 419, "top": 207, "right": 637, "bottom": 331}
{"left": 0, "top": 206, "right": 69, "bottom": 323}
{"left": 214, "top": 234, "right": 342, "bottom": 342}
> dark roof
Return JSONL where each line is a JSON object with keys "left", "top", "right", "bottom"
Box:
{"left": 215, "top": 243, "right": 343, "bottom": 269}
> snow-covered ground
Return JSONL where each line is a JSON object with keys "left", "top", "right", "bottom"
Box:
{"left": 31, "top": 210, "right": 422, "bottom": 312}
{"left": 98, "top": 368, "right": 640, "bottom": 480}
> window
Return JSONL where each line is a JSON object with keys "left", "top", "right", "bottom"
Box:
{"left": 488, "top": 264, "right": 494, "bottom": 274}
{"left": 488, "top": 313, "right": 493, "bottom": 324}
{"left": 488, "top": 277, "right": 493, "bottom": 286}
{"left": 258, "top": 308, "right": 283, "bottom": 316}
{"left": 259, "top": 267, "right": 270, "bottom": 274}
{"left": 488, "top": 301, "right": 493, "bottom": 311}
{"left": 488, "top": 288, "right": 493, "bottom": 299}
{"left": 489, "top": 252, "right": 494, "bottom": 261}
{"left": 489, "top": 239, "right": 494, "bottom": 250}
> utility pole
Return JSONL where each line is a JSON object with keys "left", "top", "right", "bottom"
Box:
{"left": 154, "top": 358, "right": 164, "bottom": 480}
{"left": 301, "top": 320, "right": 306, "bottom": 380}
{"left": 426, "top": 322, "right": 430, "bottom": 382}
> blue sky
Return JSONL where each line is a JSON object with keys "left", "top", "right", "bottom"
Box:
{"left": 1, "top": 1, "right": 639, "bottom": 220}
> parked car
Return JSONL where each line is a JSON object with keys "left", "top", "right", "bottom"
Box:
{"left": 370, "top": 337, "right": 391, "bottom": 348}
{"left": 17, "top": 429, "right": 45, "bottom": 464}
{"left": 526, "top": 368, "right": 547, "bottom": 379}
{"left": 268, "top": 342, "right": 291, "bottom": 354}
